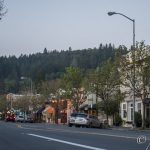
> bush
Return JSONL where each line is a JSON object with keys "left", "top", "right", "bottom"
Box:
{"left": 134, "top": 112, "right": 142, "bottom": 127}
{"left": 114, "top": 113, "right": 122, "bottom": 126}
{"left": 145, "top": 118, "right": 150, "bottom": 128}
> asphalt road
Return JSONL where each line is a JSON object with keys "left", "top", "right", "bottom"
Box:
{"left": 0, "top": 121, "right": 150, "bottom": 150}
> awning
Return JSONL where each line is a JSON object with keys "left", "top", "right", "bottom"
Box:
{"left": 144, "top": 98, "right": 150, "bottom": 104}
{"left": 37, "top": 107, "right": 45, "bottom": 114}
{"left": 47, "top": 107, "right": 54, "bottom": 113}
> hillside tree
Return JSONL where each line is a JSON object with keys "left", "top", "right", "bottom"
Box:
{"left": 0, "top": 0, "right": 7, "bottom": 19}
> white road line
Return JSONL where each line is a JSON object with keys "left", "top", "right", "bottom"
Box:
{"left": 22, "top": 126, "right": 149, "bottom": 141}
{"left": 146, "top": 142, "right": 150, "bottom": 150}
{"left": 28, "top": 133, "right": 106, "bottom": 150}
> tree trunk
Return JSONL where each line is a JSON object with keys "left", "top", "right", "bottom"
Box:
{"left": 106, "top": 105, "right": 109, "bottom": 123}
{"left": 112, "top": 114, "right": 114, "bottom": 125}
{"left": 106, "top": 113, "right": 109, "bottom": 125}
{"left": 76, "top": 98, "right": 79, "bottom": 112}
{"left": 96, "top": 86, "right": 98, "bottom": 116}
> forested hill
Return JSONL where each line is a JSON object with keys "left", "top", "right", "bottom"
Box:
{"left": 0, "top": 44, "right": 127, "bottom": 93}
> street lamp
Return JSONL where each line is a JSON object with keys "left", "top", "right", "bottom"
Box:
{"left": 21, "top": 76, "right": 33, "bottom": 95}
{"left": 108, "top": 11, "right": 135, "bottom": 127}
{"left": 7, "top": 93, "right": 13, "bottom": 110}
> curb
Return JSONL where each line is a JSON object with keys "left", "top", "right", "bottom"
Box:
{"left": 110, "top": 127, "right": 150, "bottom": 132}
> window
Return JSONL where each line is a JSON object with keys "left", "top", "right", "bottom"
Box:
{"left": 122, "top": 103, "right": 127, "bottom": 118}
{"left": 146, "top": 104, "right": 150, "bottom": 120}
{"left": 137, "top": 103, "right": 141, "bottom": 114}
{"left": 129, "top": 103, "right": 133, "bottom": 121}
{"left": 76, "top": 113, "right": 87, "bottom": 118}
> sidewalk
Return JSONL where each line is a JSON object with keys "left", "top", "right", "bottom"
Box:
{"left": 110, "top": 126, "right": 150, "bottom": 132}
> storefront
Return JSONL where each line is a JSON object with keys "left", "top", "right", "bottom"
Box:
{"left": 42, "top": 106, "right": 55, "bottom": 123}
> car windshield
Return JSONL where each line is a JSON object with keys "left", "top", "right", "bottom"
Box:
{"left": 70, "top": 113, "right": 77, "bottom": 117}
{"left": 19, "top": 116, "right": 23, "bottom": 118}
{"left": 76, "top": 114, "right": 87, "bottom": 118}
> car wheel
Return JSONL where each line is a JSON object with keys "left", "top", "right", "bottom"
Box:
{"left": 99, "top": 123, "right": 103, "bottom": 129}
{"left": 68, "top": 123, "right": 72, "bottom": 127}
{"left": 88, "top": 123, "right": 92, "bottom": 128}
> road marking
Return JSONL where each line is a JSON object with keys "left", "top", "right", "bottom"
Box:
{"left": 28, "top": 133, "right": 106, "bottom": 150}
{"left": 146, "top": 142, "right": 150, "bottom": 150}
{"left": 21, "top": 125, "right": 150, "bottom": 141}
{"left": 20, "top": 124, "right": 150, "bottom": 141}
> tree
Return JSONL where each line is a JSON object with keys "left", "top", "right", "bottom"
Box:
{"left": 0, "top": 0, "right": 7, "bottom": 19}
{"left": 38, "top": 79, "right": 62, "bottom": 100}
{"left": 29, "top": 95, "right": 44, "bottom": 112}
{"left": 13, "top": 95, "right": 30, "bottom": 114}
{"left": 119, "top": 41, "right": 150, "bottom": 128}
{"left": 88, "top": 60, "right": 124, "bottom": 121}
{"left": 0, "top": 44, "right": 127, "bottom": 94}
{"left": 0, "top": 95, "right": 7, "bottom": 112}
{"left": 63, "top": 67, "right": 84, "bottom": 112}
{"left": 4, "top": 79, "right": 17, "bottom": 93}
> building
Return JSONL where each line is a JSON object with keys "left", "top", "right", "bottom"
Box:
{"left": 120, "top": 85, "right": 150, "bottom": 127}
{"left": 79, "top": 93, "right": 111, "bottom": 124}
{"left": 119, "top": 49, "right": 150, "bottom": 127}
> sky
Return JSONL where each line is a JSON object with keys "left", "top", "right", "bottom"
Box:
{"left": 0, "top": 0, "right": 150, "bottom": 57}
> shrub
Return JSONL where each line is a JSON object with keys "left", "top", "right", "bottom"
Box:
{"left": 145, "top": 118, "right": 150, "bottom": 128}
{"left": 134, "top": 112, "right": 142, "bottom": 127}
{"left": 114, "top": 113, "right": 122, "bottom": 126}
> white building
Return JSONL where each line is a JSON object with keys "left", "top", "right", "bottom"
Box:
{"left": 120, "top": 84, "right": 150, "bottom": 127}
{"left": 119, "top": 50, "right": 150, "bottom": 127}
{"left": 120, "top": 89, "right": 142, "bottom": 124}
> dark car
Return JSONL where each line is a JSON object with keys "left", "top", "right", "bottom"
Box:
{"left": 26, "top": 115, "right": 34, "bottom": 123}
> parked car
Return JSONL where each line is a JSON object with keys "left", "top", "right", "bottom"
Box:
{"left": 5, "top": 114, "right": 15, "bottom": 122}
{"left": 26, "top": 115, "right": 34, "bottom": 123}
{"left": 68, "top": 113, "right": 102, "bottom": 128}
{"left": 15, "top": 115, "right": 25, "bottom": 122}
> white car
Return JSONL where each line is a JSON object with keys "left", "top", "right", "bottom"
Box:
{"left": 68, "top": 113, "right": 102, "bottom": 128}
{"left": 15, "top": 115, "right": 26, "bottom": 122}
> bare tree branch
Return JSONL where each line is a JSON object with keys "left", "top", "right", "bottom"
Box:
{"left": 0, "top": 0, "right": 7, "bottom": 19}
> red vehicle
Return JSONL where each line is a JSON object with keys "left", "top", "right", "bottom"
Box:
{"left": 5, "top": 113, "right": 15, "bottom": 122}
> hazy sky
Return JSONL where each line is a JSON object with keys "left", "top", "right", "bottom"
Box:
{"left": 0, "top": 0, "right": 149, "bottom": 57}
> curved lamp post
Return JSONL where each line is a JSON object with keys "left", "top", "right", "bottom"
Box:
{"left": 108, "top": 11, "right": 135, "bottom": 127}
{"left": 21, "top": 76, "right": 33, "bottom": 95}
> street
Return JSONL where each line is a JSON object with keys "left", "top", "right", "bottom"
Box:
{"left": 0, "top": 121, "right": 149, "bottom": 150}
